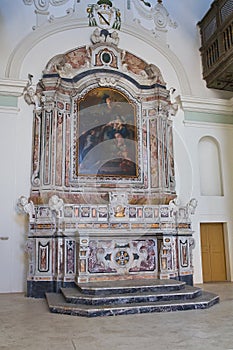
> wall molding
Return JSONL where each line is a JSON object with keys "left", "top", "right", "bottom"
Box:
{"left": 0, "top": 79, "right": 27, "bottom": 97}
{"left": 183, "top": 119, "right": 233, "bottom": 129}
{"left": 0, "top": 106, "right": 20, "bottom": 115}
{"left": 179, "top": 95, "right": 233, "bottom": 115}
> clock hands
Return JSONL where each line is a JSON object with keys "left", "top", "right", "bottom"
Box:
{"left": 97, "top": 11, "right": 110, "bottom": 26}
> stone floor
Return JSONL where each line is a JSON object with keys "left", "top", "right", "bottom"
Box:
{"left": 0, "top": 282, "right": 233, "bottom": 350}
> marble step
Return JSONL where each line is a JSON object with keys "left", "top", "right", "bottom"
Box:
{"left": 60, "top": 285, "right": 202, "bottom": 305}
{"left": 46, "top": 291, "right": 220, "bottom": 317}
{"left": 75, "top": 278, "right": 186, "bottom": 295}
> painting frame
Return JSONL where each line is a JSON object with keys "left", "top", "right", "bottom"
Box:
{"left": 76, "top": 87, "right": 139, "bottom": 179}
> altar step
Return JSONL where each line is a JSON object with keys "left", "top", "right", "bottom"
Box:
{"left": 45, "top": 279, "right": 219, "bottom": 317}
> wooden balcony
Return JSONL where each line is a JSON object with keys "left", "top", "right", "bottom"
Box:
{"left": 198, "top": 0, "right": 233, "bottom": 91}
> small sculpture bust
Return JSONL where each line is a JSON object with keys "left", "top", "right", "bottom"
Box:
{"left": 114, "top": 205, "right": 125, "bottom": 217}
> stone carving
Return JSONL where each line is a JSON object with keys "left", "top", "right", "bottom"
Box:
{"left": 91, "top": 28, "right": 104, "bottom": 44}
{"left": 88, "top": 239, "right": 156, "bottom": 274}
{"left": 152, "top": 1, "right": 177, "bottom": 31}
{"left": 133, "top": 0, "right": 177, "bottom": 29}
{"left": 44, "top": 47, "right": 91, "bottom": 77}
{"left": 23, "top": 74, "right": 43, "bottom": 110}
{"left": 91, "top": 28, "right": 119, "bottom": 45}
{"left": 130, "top": 240, "right": 155, "bottom": 271}
{"left": 48, "top": 195, "right": 64, "bottom": 217}
{"left": 114, "top": 205, "right": 126, "bottom": 218}
{"left": 99, "top": 77, "right": 116, "bottom": 86}
{"left": 110, "top": 192, "right": 128, "bottom": 218}
{"left": 187, "top": 198, "right": 198, "bottom": 216}
{"left": 169, "top": 197, "right": 180, "bottom": 217}
{"left": 23, "top": 0, "right": 70, "bottom": 12}
{"left": 23, "top": 0, "right": 73, "bottom": 28}
{"left": 44, "top": 54, "right": 66, "bottom": 74}
{"left": 144, "top": 63, "right": 165, "bottom": 84}
{"left": 167, "top": 88, "right": 179, "bottom": 118}
{"left": 132, "top": 0, "right": 177, "bottom": 42}
{"left": 87, "top": 1, "right": 121, "bottom": 31}
{"left": 110, "top": 192, "right": 128, "bottom": 205}
{"left": 56, "top": 62, "right": 73, "bottom": 78}
{"left": 109, "top": 30, "right": 120, "bottom": 45}
{"left": 22, "top": 0, "right": 177, "bottom": 49}
{"left": 17, "top": 196, "right": 35, "bottom": 220}
{"left": 121, "top": 50, "right": 147, "bottom": 78}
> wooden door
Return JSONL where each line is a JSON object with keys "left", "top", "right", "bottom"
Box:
{"left": 200, "top": 223, "right": 227, "bottom": 282}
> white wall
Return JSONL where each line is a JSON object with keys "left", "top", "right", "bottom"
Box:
{"left": 179, "top": 120, "right": 233, "bottom": 282}
{"left": 0, "top": 104, "right": 33, "bottom": 292}
{"left": 0, "top": 0, "right": 233, "bottom": 291}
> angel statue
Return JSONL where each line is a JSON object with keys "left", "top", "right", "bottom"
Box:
{"left": 23, "top": 74, "right": 42, "bottom": 110}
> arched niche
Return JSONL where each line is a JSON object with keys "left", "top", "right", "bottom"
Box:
{"left": 198, "top": 136, "right": 224, "bottom": 196}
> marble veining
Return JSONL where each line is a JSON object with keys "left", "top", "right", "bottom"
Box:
{"left": 45, "top": 279, "right": 219, "bottom": 317}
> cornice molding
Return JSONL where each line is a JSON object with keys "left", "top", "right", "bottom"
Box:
{"left": 0, "top": 106, "right": 20, "bottom": 115}
{"left": 0, "top": 79, "right": 27, "bottom": 97}
{"left": 179, "top": 95, "right": 233, "bottom": 115}
{"left": 183, "top": 120, "right": 233, "bottom": 129}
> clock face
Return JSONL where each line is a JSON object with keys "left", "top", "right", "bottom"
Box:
{"left": 94, "top": 5, "right": 115, "bottom": 29}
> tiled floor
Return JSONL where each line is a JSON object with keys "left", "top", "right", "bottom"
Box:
{"left": 0, "top": 283, "right": 233, "bottom": 350}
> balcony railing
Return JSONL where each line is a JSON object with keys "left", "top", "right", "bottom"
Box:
{"left": 198, "top": 0, "right": 233, "bottom": 91}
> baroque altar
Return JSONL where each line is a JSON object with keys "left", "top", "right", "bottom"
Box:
{"left": 19, "top": 27, "right": 197, "bottom": 298}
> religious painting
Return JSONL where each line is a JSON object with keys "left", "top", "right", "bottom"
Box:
{"left": 77, "top": 87, "right": 138, "bottom": 177}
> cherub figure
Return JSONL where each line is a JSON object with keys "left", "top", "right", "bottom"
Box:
{"left": 23, "top": 74, "right": 42, "bottom": 110}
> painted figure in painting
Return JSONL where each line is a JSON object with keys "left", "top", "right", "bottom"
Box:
{"left": 78, "top": 87, "right": 137, "bottom": 177}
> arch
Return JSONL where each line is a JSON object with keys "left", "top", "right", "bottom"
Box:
{"left": 198, "top": 136, "right": 224, "bottom": 196}
{"left": 5, "top": 21, "right": 191, "bottom": 95}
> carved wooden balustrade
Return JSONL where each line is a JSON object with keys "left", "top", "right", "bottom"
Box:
{"left": 198, "top": 0, "right": 233, "bottom": 91}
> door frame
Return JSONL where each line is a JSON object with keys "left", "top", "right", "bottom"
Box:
{"left": 200, "top": 222, "right": 230, "bottom": 282}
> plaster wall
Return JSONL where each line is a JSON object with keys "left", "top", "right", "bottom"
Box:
{"left": 177, "top": 118, "right": 233, "bottom": 282}
{"left": 0, "top": 0, "right": 233, "bottom": 292}
{"left": 0, "top": 103, "right": 33, "bottom": 292}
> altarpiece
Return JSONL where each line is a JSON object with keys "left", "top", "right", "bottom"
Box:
{"left": 19, "top": 25, "right": 196, "bottom": 297}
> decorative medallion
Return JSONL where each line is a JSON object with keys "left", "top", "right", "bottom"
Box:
{"left": 115, "top": 250, "right": 130, "bottom": 266}
{"left": 87, "top": 0, "right": 121, "bottom": 30}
